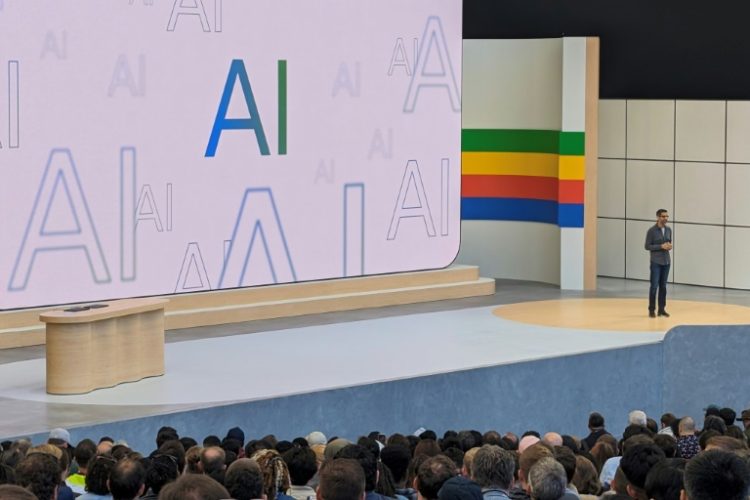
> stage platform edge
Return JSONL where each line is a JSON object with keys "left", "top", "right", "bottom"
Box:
{"left": 0, "top": 265, "right": 495, "bottom": 349}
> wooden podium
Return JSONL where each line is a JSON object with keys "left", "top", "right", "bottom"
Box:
{"left": 40, "top": 298, "right": 168, "bottom": 395}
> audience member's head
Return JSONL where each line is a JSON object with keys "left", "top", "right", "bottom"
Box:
{"left": 415, "top": 455, "right": 458, "bottom": 500}
{"left": 144, "top": 453, "right": 180, "bottom": 495}
{"left": 702, "top": 415, "right": 727, "bottom": 435}
{"left": 184, "top": 445, "right": 203, "bottom": 474}
{"left": 528, "top": 457, "right": 566, "bottom": 500}
{"left": 335, "top": 445, "right": 377, "bottom": 493}
{"left": 461, "top": 447, "right": 480, "bottom": 479}
{"left": 156, "top": 426, "right": 179, "bottom": 449}
{"left": 629, "top": 410, "right": 648, "bottom": 427}
{"left": 200, "top": 446, "right": 226, "bottom": 475}
{"left": 84, "top": 454, "right": 116, "bottom": 495}
{"left": 541, "top": 433, "right": 562, "bottom": 448}
{"left": 317, "top": 459, "right": 365, "bottom": 500}
{"left": 653, "top": 434, "right": 678, "bottom": 458}
{"left": 0, "top": 484, "right": 37, "bottom": 500}
{"left": 158, "top": 473, "right": 231, "bottom": 500}
{"left": 72, "top": 439, "right": 97, "bottom": 472}
{"left": 719, "top": 408, "right": 737, "bottom": 427}
{"left": 470, "top": 445, "right": 514, "bottom": 490}
{"left": 225, "top": 458, "right": 264, "bottom": 500}
{"left": 380, "top": 445, "right": 411, "bottom": 486}
{"left": 679, "top": 417, "right": 696, "bottom": 436}
{"left": 588, "top": 412, "right": 605, "bottom": 430}
{"left": 251, "top": 448, "right": 291, "bottom": 500}
{"left": 436, "top": 476, "right": 482, "bottom": 500}
{"left": 108, "top": 458, "right": 146, "bottom": 500}
{"left": 644, "top": 458, "right": 685, "bottom": 500}
{"left": 571, "top": 455, "right": 601, "bottom": 496}
{"left": 704, "top": 435, "right": 748, "bottom": 452}
{"left": 283, "top": 447, "right": 317, "bottom": 487}
{"left": 14, "top": 452, "right": 60, "bottom": 500}
{"left": 519, "top": 443, "right": 553, "bottom": 491}
{"left": 683, "top": 449, "right": 750, "bottom": 500}
{"left": 619, "top": 442, "right": 666, "bottom": 499}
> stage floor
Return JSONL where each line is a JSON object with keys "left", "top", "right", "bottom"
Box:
{"left": 1, "top": 277, "right": 749, "bottom": 440}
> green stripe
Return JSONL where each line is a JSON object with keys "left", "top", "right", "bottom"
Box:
{"left": 278, "top": 60, "right": 287, "bottom": 155}
{"left": 559, "top": 132, "right": 585, "bottom": 155}
{"left": 462, "top": 129, "right": 585, "bottom": 155}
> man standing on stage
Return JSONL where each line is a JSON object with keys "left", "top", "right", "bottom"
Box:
{"left": 645, "top": 209, "right": 672, "bottom": 318}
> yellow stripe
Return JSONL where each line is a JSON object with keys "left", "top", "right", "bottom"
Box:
{"left": 461, "top": 152, "right": 559, "bottom": 177}
{"left": 558, "top": 155, "right": 585, "bottom": 180}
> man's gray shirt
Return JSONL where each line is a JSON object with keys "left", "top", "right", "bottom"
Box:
{"left": 645, "top": 224, "right": 672, "bottom": 265}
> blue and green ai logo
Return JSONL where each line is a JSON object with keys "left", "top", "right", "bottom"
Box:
{"left": 205, "top": 59, "right": 287, "bottom": 157}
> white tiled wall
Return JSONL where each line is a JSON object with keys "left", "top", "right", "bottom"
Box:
{"left": 598, "top": 99, "right": 750, "bottom": 289}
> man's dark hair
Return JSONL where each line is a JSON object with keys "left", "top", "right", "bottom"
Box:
{"left": 292, "top": 437, "right": 309, "bottom": 448}
{"left": 620, "top": 442, "right": 666, "bottom": 490}
{"left": 73, "top": 439, "right": 97, "bottom": 470}
{"left": 623, "top": 424, "right": 654, "bottom": 442}
{"left": 356, "top": 437, "right": 381, "bottom": 460}
{"left": 156, "top": 426, "right": 179, "bottom": 449}
{"left": 144, "top": 454, "right": 179, "bottom": 495}
{"left": 684, "top": 449, "right": 750, "bottom": 500}
{"left": 698, "top": 430, "right": 721, "bottom": 450}
{"left": 588, "top": 412, "right": 605, "bottom": 429}
{"left": 644, "top": 458, "right": 686, "bottom": 500}
{"left": 318, "top": 459, "right": 365, "bottom": 500}
{"left": 416, "top": 455, "right": 458, "bottom": 500}
{"left": 225, "top": 458, "right": 264, "bottom": 500}
{"left": 380, "top": 445, "right": 411, "bottom": 485}
{"left": 522, "top": 430, "right": 541, "bottom": 439}
{"left": 0, "top": 463, "right": 17, "bottom": 485}
{"left": 457, "top": 431, "right": 479, "bottom": 452}
{"left": 419, "top": 430, "right": 437, "bottom": 441}
{"left": 471, "top": 445, "right": 514, "bottom": 490}
{"left": 441, "top": 436, "right": 462, "bottom": 451}
{"left": 647, "top": 418, "right": 659, "bottom": 434}
{"left": 222, "top": 438, "right": 242, "bottom": 457}
{"left": 653, "top": 434, "right": 678, "bottom": 458}
{"left": 661, "top": 413, "right": 677, "bottom": 428}
{"left": 180, "top": 437, "right": 198, "bottom": 451}
{"left": 656, "top": 209, "right": 668, "bottom": 217}
{"left": 702, "top": 415, "right": 727, "bottom": 435}
{"left": 553, "top": 446, "right": 576, "bottom": 483}
{"left": 0, "top": 485, "right": 37, "bottom": 499}
{"left": 158, "top": 473, "right": 230, "bottom": 500}
{"left": 109, "top": 458, "right": 145, "bottom": 500}
{"left": 482, "top": 431, "right": 502, "bottom": 447}
{"left": 157, "top": 440, "right": 186, "bottom": 473}
{"left": 203, "top": 435, "right": 221, "bottom": 447}
{"left": 443, "top": 447, "right": 464, "bottom": 469}
{"left": 245, "top": 439, "right": 272, "bottom": 457}
{"left": 275, "top": 440, "right": 294, "bottom": 455}
{"left": 14, "top": 453, "right": 60, "bottom": 500}
{"left": 335, "top": 445, "right": 377, "bottom": 492}
{"left": 719, "top": 408, "right": 737, "bottom": 427}
{"left": 85, "top": 454, "right": 116, "bottom": 494}
{"left": 283, "top": 447, "right": 318, "bottom": 486}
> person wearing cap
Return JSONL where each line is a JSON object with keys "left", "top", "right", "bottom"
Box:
{"left": 48, "top": 428, "right": 71, "bottom": 449}
{"left": 737, "top": 409, "right": 750, "bottom": 442}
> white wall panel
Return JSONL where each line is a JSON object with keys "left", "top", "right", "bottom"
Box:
{"left": 463, "top": 39, "right": 563, "bottom": 130}
{"left": 725, "top": 227, "right": 750, "bottom": 289}
{"left": 672, "top": 223, "right": 724, "bottom": 287}
{"left": 675, "top": 100, "right": 725, "bottom": 162}
{"left": 598, "top": 100, "right": 626, "bottom": 158}
{"left": 674, "top": 162, "right": 724, "bottom": 224}
{"left": 726, "top": 164, "right": 750, "bottom": 226}
{"left": 597, "top": 218, "right": 625, "bottom": 277}
{"left": 598, "top": 159, "right": 626, "bottom": 218}
{"left": 456, "top": 220, "right": 561, "bottom": 285}
{"left": 625, "top": 219, "right": 655, "bottom": 281}
{"left": 626, "top": 160, "right": 674, "bottom": 221}
{"left": 626, "top": 100, "right": 675, "bottom": 160}
{"left": 726, "top": 101, "right": 750, "bottom": 163}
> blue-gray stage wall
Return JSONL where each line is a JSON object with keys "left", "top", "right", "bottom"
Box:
{"left": 662, "top": 325, "right": 750, "bottom": 420}
{"left": 16, "top": 324, "right": 749, "bottom": 454}
{"left": 18, "top": 344, "right": 663, "bottom": 454}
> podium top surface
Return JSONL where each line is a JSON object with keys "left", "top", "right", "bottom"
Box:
{"left": 40, "top": 298, "right": 169, "bottom": 324}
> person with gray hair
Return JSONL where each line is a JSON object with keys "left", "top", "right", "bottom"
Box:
{"left": 629, "top": 410, "right": 647, "bottom": 427}
{"left": 527, "top": 458, "right": 566, "bottom": 500}
{"left": 470, "top": 445, "right": 514, "bottom": 499}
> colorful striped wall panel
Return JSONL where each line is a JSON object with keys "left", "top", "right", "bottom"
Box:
{"left": 461, "top": 129, "right": 585, "bottom": 228}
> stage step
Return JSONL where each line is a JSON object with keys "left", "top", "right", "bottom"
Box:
{"left": 0, "top": 266, "right": 495, "bottom": 349}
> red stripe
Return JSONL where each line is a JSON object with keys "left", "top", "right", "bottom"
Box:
{"left": 559, "top": 180, "right": 584, "bottom": 203}
{"left": 462, "top": 175, "right": 558, "bottom": 201}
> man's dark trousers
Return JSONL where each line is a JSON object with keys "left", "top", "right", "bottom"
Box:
{"left": 649, "top": 262, "right": 670, "bottom": 314}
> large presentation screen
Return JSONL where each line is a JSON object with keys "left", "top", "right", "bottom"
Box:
{"left": 0, "top": 0, "right": 462, "bottom": 310}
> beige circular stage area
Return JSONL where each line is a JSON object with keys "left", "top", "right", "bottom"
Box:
{"left": 494, "top": 299, "right": 750, "bottom": 332}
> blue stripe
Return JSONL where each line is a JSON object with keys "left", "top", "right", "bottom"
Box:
{"left": 558, "top": 203, "right": 584, "bottom": 228}
{"left": 462, "top": 198, "right": 585, "bottom": 227}
{"left": 461, "top": 198, "right": 558, "bottom": 224}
